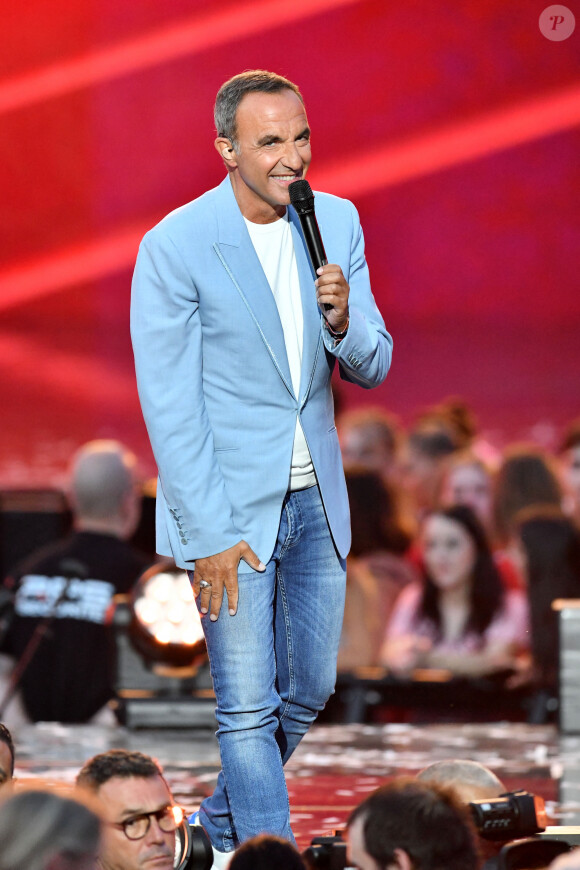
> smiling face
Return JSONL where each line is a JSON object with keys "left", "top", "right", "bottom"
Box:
{"left": 422, "top": 514, "right": 477, "bottom": 592}
{"left": 215, "top": 88, "right": 311, "bottom": 223}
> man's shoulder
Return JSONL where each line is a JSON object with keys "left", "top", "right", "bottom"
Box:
{"left": 8, "top": 535, "right": 75, "bottom": 582}
{"left": 145, "top": 179, "right": 227, "bottom": 243}
{"left": 311, "top": 190, "right": 358, "bottom": 225}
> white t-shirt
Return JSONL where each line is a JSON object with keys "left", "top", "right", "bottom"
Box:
{"left": 244, "top": 212, "right": 316, "bottom": 490}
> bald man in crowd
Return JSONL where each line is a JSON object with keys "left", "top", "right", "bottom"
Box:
{"left": 0, "top": 440, "right": 150, "bottom": 723}
{"left": 416, "top": 759, "right": 505, "bottom": 804}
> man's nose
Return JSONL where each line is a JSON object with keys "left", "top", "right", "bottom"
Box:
{"left": 281, "top": 141, "right": 303, "bottom": 169}
{"left": 145, "top": 816, "right": 167, "bottom": 844}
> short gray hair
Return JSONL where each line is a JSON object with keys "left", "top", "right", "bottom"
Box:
{"left": 69, "top": 439, "right": 137, "bottom": 521}
{"left": 214, "top": 70, "right": 303, "bottom": 147}
{"left": 417, "top": 759, "right": 505, "bottom": 799}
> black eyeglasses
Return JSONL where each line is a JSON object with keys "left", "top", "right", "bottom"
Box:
{"left": 109, "top": 805, "right": 184, "bottom": 840}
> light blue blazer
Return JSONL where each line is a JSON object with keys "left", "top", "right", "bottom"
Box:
{"left": 131, "top": 176, "right": 392, "bottom": 570}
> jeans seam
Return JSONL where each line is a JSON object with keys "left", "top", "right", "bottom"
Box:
{"left": 276, "top": 565, "right": 295, "bottom": 723}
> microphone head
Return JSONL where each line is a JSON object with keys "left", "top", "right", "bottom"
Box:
{"left": 289, "top": 179, "right": 314, "bottom": 215}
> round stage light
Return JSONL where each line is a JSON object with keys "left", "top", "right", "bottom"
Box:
{"left": 130, "top": 562, "right": 206, "bottom": 667}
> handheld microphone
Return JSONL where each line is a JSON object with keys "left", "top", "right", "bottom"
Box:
{"left": 288, "top": 179, "right": 332, "bottom": 311}
{"left": 288, "top": 179, "right": 327, "bottom": 272}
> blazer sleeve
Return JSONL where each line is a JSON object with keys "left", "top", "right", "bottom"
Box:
{"left": 322, "top": 200, "right": 392, "bottom": 388}
{"left": 130, "top": 228, "right": 241, "bottom": 562}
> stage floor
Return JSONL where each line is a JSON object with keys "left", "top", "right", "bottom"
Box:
{"left": 12, "top": 720, "right": 580, "bottom": 850}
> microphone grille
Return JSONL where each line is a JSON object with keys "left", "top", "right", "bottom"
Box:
{"left": 289, "top": 179, "right": 314, "bottom": 214}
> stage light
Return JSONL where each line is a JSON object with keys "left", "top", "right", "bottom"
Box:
{"left": 110, "top": 561, "right": 215, "bottom": 728}
{"left": 129, "top": 562, "right": 206, "bottom": 668}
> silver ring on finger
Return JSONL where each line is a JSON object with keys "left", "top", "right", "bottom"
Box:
{"left": 199, "top": 579, "right": 212, "bottom": 589}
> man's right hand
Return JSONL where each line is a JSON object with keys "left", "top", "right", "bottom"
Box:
{"left": 193, "top": 541, "right": 265, "bottom": 621}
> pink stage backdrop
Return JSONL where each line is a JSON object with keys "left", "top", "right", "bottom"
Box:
{"left": 1, "top": 0, "right": 579, "bottom": 484}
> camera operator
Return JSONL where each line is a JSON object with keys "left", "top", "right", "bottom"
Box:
{"left": 416, "top": 760, "right": 505, "bottom": 804}
{"left": 416, "top": 759, "right": 507, "bottom": 868}
{"left": 77, "top": 749, "right": 181, "bottom": 870}
{"left": 345, "top": 778, "right": 479, "bottom": 870}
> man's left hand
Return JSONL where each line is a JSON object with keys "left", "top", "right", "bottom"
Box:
{"left": 315, "top": 264, "right": 349, "bottom": 333}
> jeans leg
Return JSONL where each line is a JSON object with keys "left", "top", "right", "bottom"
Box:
{"left": 194, "top": 486, "right": 346, "bottom": 850}
{"left": 196, "top": 560, "right": 293, "bottom": 849}
{"left": 274, "top": 486, "right": 346, "bottom": 764}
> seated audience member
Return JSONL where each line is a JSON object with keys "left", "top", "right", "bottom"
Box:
{"left": 230, "top": 834, "right": 306, "bottom": 870}
{"left": 400, "top": 420, "right": 460, "bottom": 523}
{"left": 416, "top": 759, "right": 505, "bottom": 803}
{"left": 0, "top": 723, "right": 15, "bottom": 795}
{"left": 416, "top": 398, "right": 478, "bottom": 452}
{"left": 1, "top": 440, "right": 151, "bottom": 724}
{"left": 338, "top": 406, "right": 403, "bottom": 484}
{"left": 558, "top": 420, "right": 580, "bottom": 525}
{"left": 77, "top": 749, "right": 179, "bottom": 870}
{"left": 439, "top": 452, "right": 523, "bottom": 590}
{"left": 346, "top": 777, "right": 480, "bottom": 870}
{"left": 493, "top": 444, "right": 562, "bottom": 547}
{"left": 338, "top": 468, "right": 418, "bottom": 671}
{"left": 380, "top": 505, "right": 530, "bottom": 678}
{"left": 0, "top": 788, "right": 101, "bottom": 870}
{"left": 439, "top": 451, "right": 495, "bottom": 535}
{"left": 515, "top": 506, "right": 580, "bottom": 695}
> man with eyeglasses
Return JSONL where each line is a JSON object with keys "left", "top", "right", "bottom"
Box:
{"left": 77, "top": 749, "right": 181, "bottom": 870}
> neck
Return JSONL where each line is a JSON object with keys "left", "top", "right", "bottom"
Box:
{"left": 229, "top": 171, "right": 286, "bottom": 224}
{"left": 439, "top": 580, "right": 471, "bottom": 607}
{"left": 74, "top": 518, "right": 125, "bottom": 539}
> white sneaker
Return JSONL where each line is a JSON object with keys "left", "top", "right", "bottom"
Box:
{"left": 189, "top": 811, "right": 233, "bottom": 869}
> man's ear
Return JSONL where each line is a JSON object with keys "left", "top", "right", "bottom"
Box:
{"left": 214, "top": 137, "right": 237, "bottom": 166}
{"left": 390, "top": 848, "right": 413, "bottom": 870}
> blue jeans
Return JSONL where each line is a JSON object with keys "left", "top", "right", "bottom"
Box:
{"left": 190, "top": 485, "right": 346, "bottom": 851}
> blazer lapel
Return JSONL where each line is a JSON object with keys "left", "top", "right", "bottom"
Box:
{"left": 212, "top": 178, "right": 294, "bottom": 396}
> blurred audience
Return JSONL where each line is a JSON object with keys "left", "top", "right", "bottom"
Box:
{"left": 438, "top": 451, "right": 523, "bottom": 591}
{"left": 514, "top": 506, "right": 580, "bottom": 695}
{"left": 338, "top": 468, "right": 418, "bottom": 671}
{"left": 0, "top": 723, "right": 14, "bottom": 796}
{"left": 438, "top": 451, "right": 495, "bottom": 535}
{"left": 493, "top": 444, "right": 563, "bottom": 547}
{"left": 0, "top": 788, "right": 101, "bottom": 870}
{"left": 381, "top": 505, "right": 530, "bottom": 678}
{"left": 400, "top": 419, "right": 460, "bottom": 522}
{"left": 77, "top": 749, "right": 179, "bottom": 870}
{"left": 230, "top": 835, "right": 306, "bottom": 870}
{"left": 0, "top": 439, "right": 150, "bottom": 725}
{"left": 338, "top": 406, "right": 402, "bottom": 484}
{"left": 558, "top": 419, "right": 580, "bottom": 525}
{"left": 346, "top": 777, "right": 480, "bottom": 870}
{"left": 416, "top": 398, "right": 478, "bottom": 452}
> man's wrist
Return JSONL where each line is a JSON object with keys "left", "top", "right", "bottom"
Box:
{"left": 324, "top": 315, "right": 349, "bottom": 340}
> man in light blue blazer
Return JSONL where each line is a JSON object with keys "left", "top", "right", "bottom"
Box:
{"left": 131, "top": 70, "right": 392, "bottom": 863}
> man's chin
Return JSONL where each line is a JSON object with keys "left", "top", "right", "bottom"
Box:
{"left": 141, "top": 853, "right": 174, "bottom": 869}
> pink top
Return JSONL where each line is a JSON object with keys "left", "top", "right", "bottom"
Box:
{"left": 386, "top": 582, "right": 531, "bottom": 654}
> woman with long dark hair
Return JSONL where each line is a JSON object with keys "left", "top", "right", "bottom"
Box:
{"left": 380, "top": 505, "right": 529, "bottom": 677}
